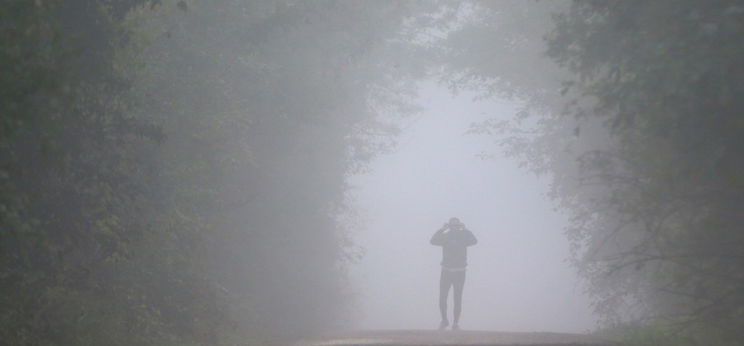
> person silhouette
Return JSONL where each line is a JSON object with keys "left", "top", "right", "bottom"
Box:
{"left": 430, "top": 217, "right": 477, "bottom": 330}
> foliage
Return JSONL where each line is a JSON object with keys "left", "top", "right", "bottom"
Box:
{"left": 123, "top": 0, "right": 432, "bottom": 339}
{"left": 437, "top": 0, "right": 744, "bottom": 343}
{"left": 0, "top": 1, "right": 177, "bottom": 344}
{"left": 546, "top": 2, "right": 744, "bottom": 341}
{"left": 0, "top": 0, "right": 435, "bottom": 344}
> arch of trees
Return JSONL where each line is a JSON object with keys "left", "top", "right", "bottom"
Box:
{"left": 2, "top": 1, "right": 742, "bottom": 345}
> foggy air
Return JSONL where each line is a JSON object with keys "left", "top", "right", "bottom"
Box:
{"left": 2, "top": 1, "right": 742, "bottom": 346}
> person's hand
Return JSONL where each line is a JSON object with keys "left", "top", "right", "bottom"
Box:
{"left": 440, "top": 223, "right": 449, "bottom": 232}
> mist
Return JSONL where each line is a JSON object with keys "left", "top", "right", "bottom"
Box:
{"left": 349, "top": 83, "right": 595, "bottom": 332}
{"left": 2, "top": 1, "right": 743, "bottom": 345}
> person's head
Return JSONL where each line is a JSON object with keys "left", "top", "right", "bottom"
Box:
{"left": 448, "top": 217, "right": 463, "bottom": 230}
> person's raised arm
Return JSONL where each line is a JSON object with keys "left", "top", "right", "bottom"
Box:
{"left": 464, "top": 229, "right": 478, "bottom": 246}
{"left": 430, "top": 224, "right": 448, "bottom": 246}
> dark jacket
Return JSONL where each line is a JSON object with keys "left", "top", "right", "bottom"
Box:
{"left": 430, "top": 228, "right": 477, "bottom": 268}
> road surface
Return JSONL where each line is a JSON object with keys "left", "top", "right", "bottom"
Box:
{"left": 294, "top": 330, "right": 613, "bottom": 346}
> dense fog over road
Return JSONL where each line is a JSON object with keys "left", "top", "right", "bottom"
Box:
{"left": 349, "top": 83, "right": 595, "bottom": 332}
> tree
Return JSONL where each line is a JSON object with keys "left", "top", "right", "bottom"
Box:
{"left": 1, "top": 0, "right": 441, "bottom": 344}
{"left": 437, "top": 0, "right": 744, "bottom": 343}
{"left": 0, "top": 1, "right": 177, "bottom": 344}
{"left": 545, "top": 1, "right": 744, "bottom": 343}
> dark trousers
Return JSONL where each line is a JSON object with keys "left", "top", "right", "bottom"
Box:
{"left": 439, "top": 269, "right": 466, "bottom": 323}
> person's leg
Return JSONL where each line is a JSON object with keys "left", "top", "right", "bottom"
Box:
{"left": 452, "top": 270, "right": 466, "bottom": 328}
{"left": 439, "top": 269, "right": 452, "bottom": 328}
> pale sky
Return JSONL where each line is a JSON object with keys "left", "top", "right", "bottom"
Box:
{"left": 347, "top": 82, "right": 596, "bottom": 333}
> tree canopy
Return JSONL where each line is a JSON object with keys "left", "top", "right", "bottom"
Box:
{"left": 547, "top": 2, "right": 744, "bottom": 343}
{"left": 1, "top": 1, "right": 434, "bottom": 344}
{"left": 438, "top": 1, "right": 744, "bottom": 344}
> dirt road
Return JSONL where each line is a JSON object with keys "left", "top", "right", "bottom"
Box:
{"left": 294, "top": 330, "right": 612, "bottom": 346}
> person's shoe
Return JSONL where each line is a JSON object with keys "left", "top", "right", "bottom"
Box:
{"left": 451, "top": 324, "right": 460, "bottom": 331}
{"left": 438, "top": 320, "right": 449, "bottom": 330}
